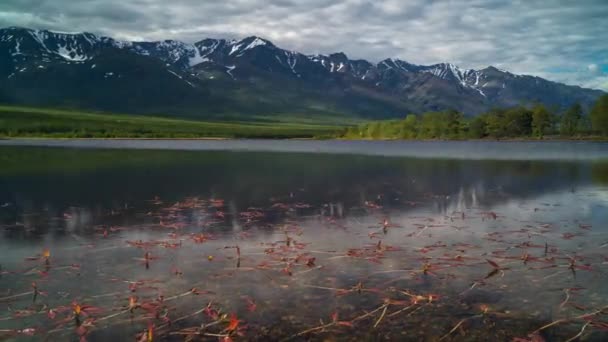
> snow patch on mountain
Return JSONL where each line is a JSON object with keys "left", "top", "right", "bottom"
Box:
{"left": 0, "top": 34, "right": 14, "bottom": 42}
{"left": 197, "top": 39, "right": 221, "bottom": 58}
{"left": 167, "top": 69, "right": 195, "bottom": 87}
{"left": 243, "top": 37, "right": 266, "bottom": 51}
{"left": 416, "top": 63, "right": 492, "bottom": 97}
{"left": 228, "top": 44, "right": 242, "bottom": 56}
{"left": 12, "top": 39, "right": 21, "bottom": 55}
{"left": 29, "top": 30, "right": 51, "bottom": 52}
{"left": 226, "top": 65, "right": 236, "bottom": 79}
{"left": 109, "top": 39, "right": 132, "bottom": 49}
{"left": 284, "top": 51, "right": 299, "bottom": 76}
{"left": 187, "top": 44, "right": 210, "bottom": 66}
{"left": 56, "top": 45, "right": 88, "bottom": 61}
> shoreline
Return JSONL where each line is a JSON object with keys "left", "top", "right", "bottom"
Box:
{"left": 1, "top": 136, "right": 607, "bottom": 142}
{"left": 335, "top": 136, "right": 608, "bottom": 142}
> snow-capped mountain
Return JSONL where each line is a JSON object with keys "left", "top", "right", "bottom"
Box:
{"left": 1, "top": 27, "right": 100, "bottom": 63}
{"left": 0, "top": 27, "right": 604, "bottom": 119}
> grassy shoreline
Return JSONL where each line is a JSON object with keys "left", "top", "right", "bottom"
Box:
{"left": 2, "top": 137, "right": 607, "bottom": 143}
{"left": 0, "top": 105, "right": 341, "bottom": 139}
{"left": 1, "top": 105, "right": 606, "bottom": 141}
{"left": 334, "top": 136, "right": 608, "bottom": 142}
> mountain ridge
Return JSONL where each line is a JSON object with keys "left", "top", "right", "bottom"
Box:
{"left": 0, "top": 26, "right": 603, "bottom": 120}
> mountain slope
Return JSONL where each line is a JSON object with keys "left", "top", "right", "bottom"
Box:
{"left": 0, "top": 27, "right": 603, "bottom": 121}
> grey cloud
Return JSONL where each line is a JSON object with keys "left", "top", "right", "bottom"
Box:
{"left": 0, "top": 0, "right": 606, "bottom": 90}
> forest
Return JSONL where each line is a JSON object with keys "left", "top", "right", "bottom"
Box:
{"left": 342, "top": 94, "right": 608, "bottom": 140}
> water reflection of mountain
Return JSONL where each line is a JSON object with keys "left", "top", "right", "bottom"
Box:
{"left": 0, "top": 147, "right": 606, "bottom": 231}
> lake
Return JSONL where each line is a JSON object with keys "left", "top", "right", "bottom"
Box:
{"left": 1, "top": 140, "right": 608, "bottom": 341}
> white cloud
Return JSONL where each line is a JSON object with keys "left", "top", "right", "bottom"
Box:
{"left": 588, "top": 64, "right": 599, "bottom": 73}
{"left": 583, "top": 75, "right": 608, "bottom": 91}
{"left": 0, "top": 0, "right": 606, "bottom": 90}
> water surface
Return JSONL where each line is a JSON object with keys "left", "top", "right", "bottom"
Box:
{"left": 2, "top": 139, "right": 608, "bottom": 160}
{"left": 1, "top": 141, "right": 608, "bottom": 341}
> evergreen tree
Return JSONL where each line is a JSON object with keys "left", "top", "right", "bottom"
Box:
{"left": 468, "top": 116, "right": 487, "bottom": 138}
{"left": 485, "top": 108, "right": 507, "bottom": 138}
{"left": 590, "top": 94, "right": 608, "bottom": 136}
{"left": 445, "top": 109, "right": 463, "bottom": 138}
{"left": 504, "top": 106, "right": 532, "bottom": 137}
{"left": 560, "top": 103, "right": 582, "bottom": 136}
{"left": 399, "top": 114, "right": 418, "bottom": 139}
{"left": 532, "top": 104, "right": 551, "bottom": 138}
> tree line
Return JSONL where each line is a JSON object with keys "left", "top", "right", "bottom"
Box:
{"left": 342, "top": 94, "right": 608, "bottom": 140}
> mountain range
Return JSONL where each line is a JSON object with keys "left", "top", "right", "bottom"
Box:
{"left": 0, "top": 27, "right": 604, "bottom": 121}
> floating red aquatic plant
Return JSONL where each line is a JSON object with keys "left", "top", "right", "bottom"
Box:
{"left": 244, "top": 297, "right": 257, "bottom": 312}
{"left": 306, "top": 257, "right": 316, "bottom": 267}
{"left": 226, "top": 313, "right": 240, "bottom": 332}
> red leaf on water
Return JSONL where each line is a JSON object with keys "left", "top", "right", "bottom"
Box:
{"left": 335, "top": 289, "right": 351, "bottom": 296}
{"left": 80, "top": 305, "right": 103, "bottom": 315}
{"left": 512, "top": 333, "right": 546, "bottom": 342}
{"left": 244, "top": 297, "right": 257, "bottom": 312}
{"left": 590, "top": 321, "right": 608, "bottom": 331}
{"left": 227, "top": 313, "right": 239, "bottom": 331}
{"left": 562, "top": 232, "right": 577, "bottom": 240}
{"left": 569, "top": 303, "right": 588, "bottom": 311}
{"left": 146, "top": 323, "right": 154, "bottom": 342}
{"left": 486, "top": 259, "right": 500, "bottom": 269}
{"left": 574, "top": 264, "right": 593, "bottom": 271}
{"left": 204, "top": 305, "right": 219, "bottom": 320}
{"left": 47, "top": 309, "right": 57, "bottom": 320}
{"left": 306, "top": 257, "right": 316, "bottom": 267}
{"left": 338, "top": 321, "right": 354, "bottom": 327}
{"left": 76, "top": 325, "right": 88, "bottom": 337}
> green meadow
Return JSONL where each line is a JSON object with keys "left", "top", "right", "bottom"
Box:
{"left": 0, "top": 106, "right": 343, "bottom": 139}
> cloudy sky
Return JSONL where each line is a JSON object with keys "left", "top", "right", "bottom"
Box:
{"left": 1, "top": 0, "right": 607, "bottom": 90}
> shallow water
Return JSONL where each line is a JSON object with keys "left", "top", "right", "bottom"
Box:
{"left": 1, "top": 141, "right": 608, "bottom": 341}
{"left": 2, "top": 139, "right": 608, "bottom": 160}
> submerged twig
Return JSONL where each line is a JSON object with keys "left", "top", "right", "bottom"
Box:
{"left": 532, "top": 305, "right": 608, "bottom": 334}
{"left": 373, "top": 305, "right": 388, "bottom": 328}
{"left": 565, "top": 322, "right": 590, "bottom": 342}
